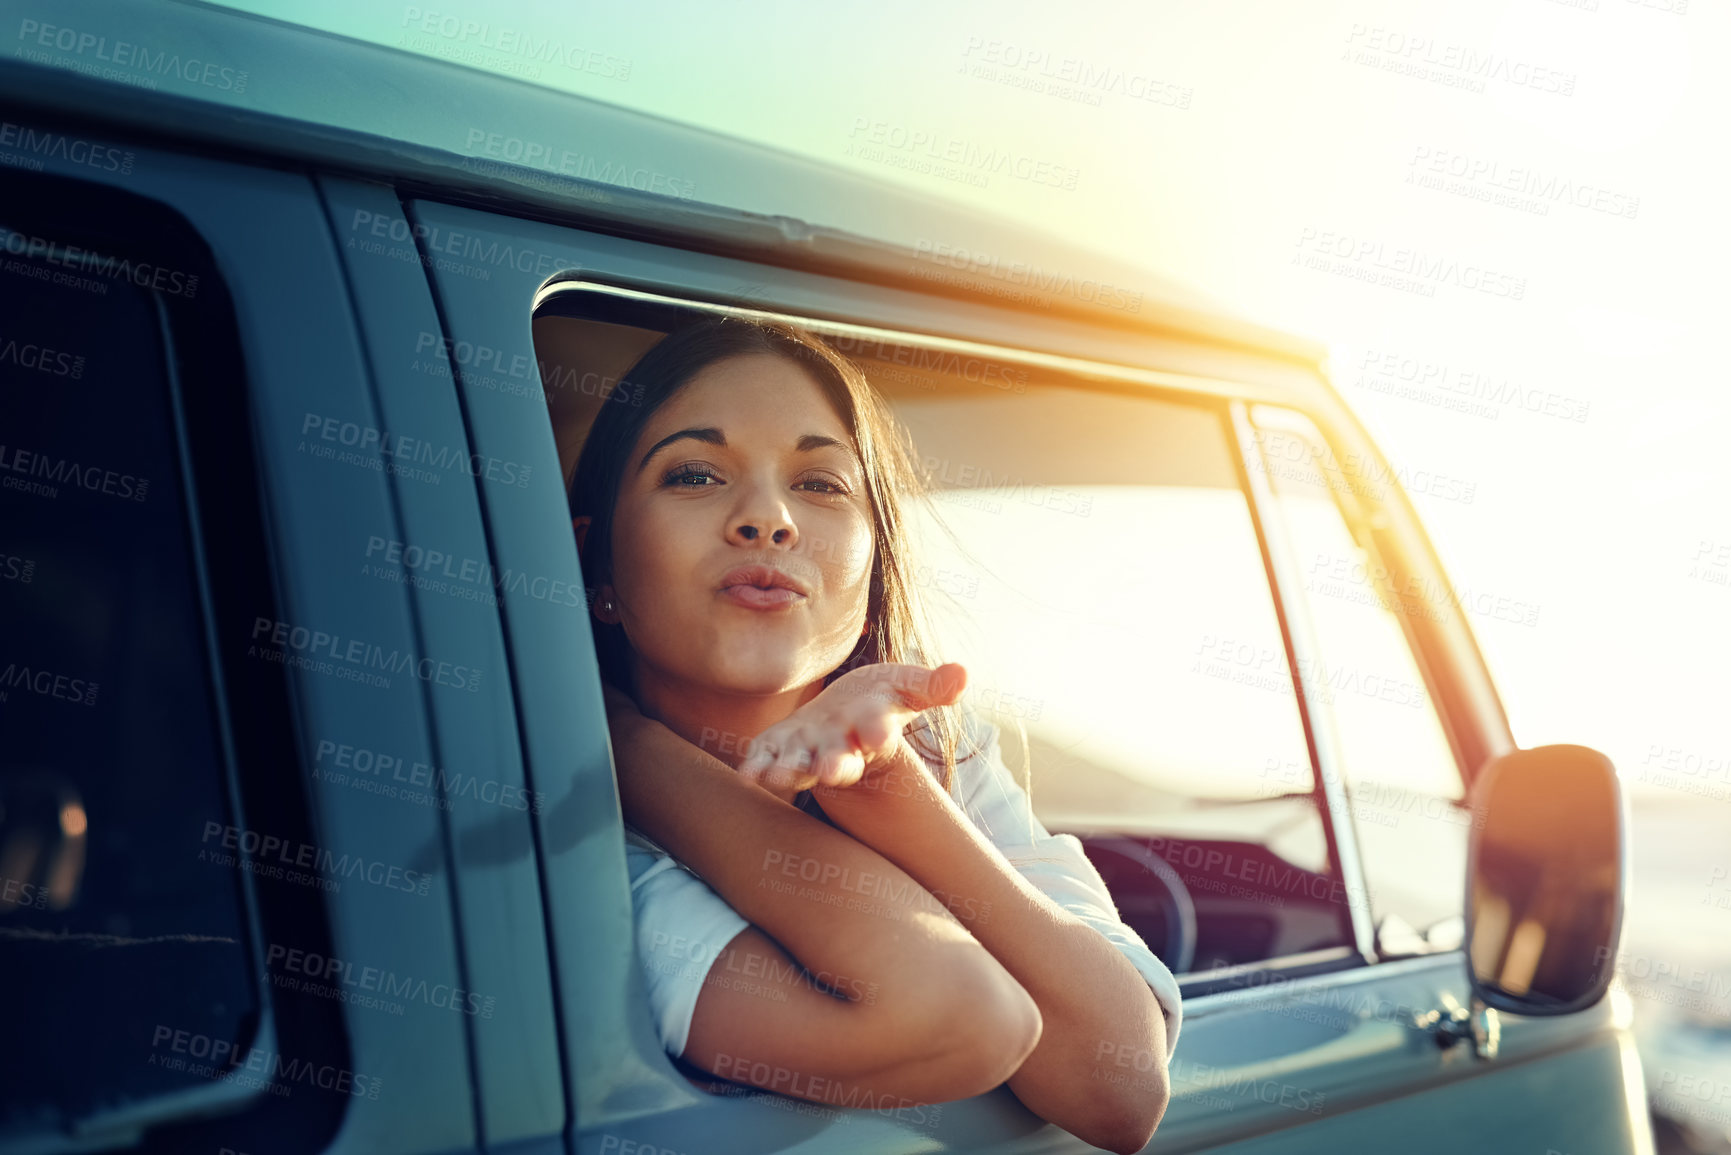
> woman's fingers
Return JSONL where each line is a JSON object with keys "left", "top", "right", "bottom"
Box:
{"left": 739, "top": 736, "right": 796, "bottom": 787}
{"left": 738, "top": 738, "right": 774, "bottom": 777}
{"left": 753, "top": 726, "right": 821, "bottom": 792}
{"left": 867, "top": 662, "right": 968, "bottom": 713}
{"left": 812, "top": 731, "right": 866, "bottom": 788}
{"left": 767, "top": 751, "right": 815, "bottom": 793}
{"left": 737, "top": 662, "right": 964, "bottom": 793}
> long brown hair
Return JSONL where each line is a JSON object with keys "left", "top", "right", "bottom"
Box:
{"left": 567, "top": 314, "right": 970, "bottom": 791}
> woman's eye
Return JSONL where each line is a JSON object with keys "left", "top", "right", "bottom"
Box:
{"left": 662, "top": 465, "right": 720, "bottom": 487}
{"left": 796, "top": 475, "right": 851, "bottom": 495}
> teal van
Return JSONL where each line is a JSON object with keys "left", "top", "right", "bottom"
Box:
{"left": 0, "top": 2, "right": 1649, "bottom": 1152}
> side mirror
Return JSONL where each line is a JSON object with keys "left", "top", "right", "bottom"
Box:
{"left": 1465, "top": 744, "right": 1625, "bottom": 1016}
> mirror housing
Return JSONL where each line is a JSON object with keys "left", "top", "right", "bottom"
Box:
{"left": 1464, "top": 744, "right": 1625, "bottom": 1016}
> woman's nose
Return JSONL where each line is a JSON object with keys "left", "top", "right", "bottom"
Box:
{"left": 729, "top": 484, "right": 798, "bottom": 547}
{"left": 732, "top": 519, "right": 795, "bottom": 546}
{"left": 735, "top": 523, "right": 793, "bottom": 545}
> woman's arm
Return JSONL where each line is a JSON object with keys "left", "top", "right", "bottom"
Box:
{"left": 810, "top": 742, "right": 1170, "bottom": 1155}
{"left": 606, "top": 701, "right": 1042, "bottom": 1106}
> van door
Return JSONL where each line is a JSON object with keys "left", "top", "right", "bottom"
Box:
{"left": 0, "top": 128, "right": 490, "bottom": 1153}
{"left": 406, "top": 196, "right": 1646, "bottom": 1155}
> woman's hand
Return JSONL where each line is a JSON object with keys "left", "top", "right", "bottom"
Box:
{"left": 737, "top": 661, "right": 967, "bottom": 794}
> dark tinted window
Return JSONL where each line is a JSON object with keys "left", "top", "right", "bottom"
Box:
{"left": 0, "top": 228, "right": 257, "bottom": 1125}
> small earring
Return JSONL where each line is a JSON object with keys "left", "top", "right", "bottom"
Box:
{"left": 601, "top": 599, "right": 614, "bottom": 614}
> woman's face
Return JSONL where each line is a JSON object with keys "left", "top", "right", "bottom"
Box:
{"left": 600, "top": 353, "right": 876, "bottom": 697}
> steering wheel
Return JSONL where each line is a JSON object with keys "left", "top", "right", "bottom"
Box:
{"left": 1082, "top": 837, "right": 1198, "bottom": 976}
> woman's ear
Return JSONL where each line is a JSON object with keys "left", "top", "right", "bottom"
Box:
{"left": 590, "top": 586, "right": 622, "bottom": 624}
{"left": 572, "top": 516, "right": 621, "bottom": 624}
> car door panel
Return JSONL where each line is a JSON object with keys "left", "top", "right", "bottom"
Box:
{"left": 1195, "top": 1029, "right": 1644, "bottom": 1155}
{"left": 1, "top": 130, "right": 483, "bottom": 1152}
{"left": 401, "top": 198, "right": 694, "bottom": 1135}
{"left": 319, "top": 175, "right": 568, "bottom": 1149}
{"left": 1158, "top": 956, "right": 1635, "bottom": 1152}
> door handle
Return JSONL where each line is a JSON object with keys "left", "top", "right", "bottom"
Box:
{"left": 1414, "top": 997, "right": 1501, "bottom": 1060}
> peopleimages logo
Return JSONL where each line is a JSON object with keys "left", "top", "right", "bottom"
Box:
{"left": 0, "top": 336, "right": 84, "bottom": 378}
{"left": 248, "top": 616, "right": 483, "bottom": 693}
{"left": 957, "top": 37, "right": 1193, "bottom": 110}
{"left": 266, "top": 943, "right": 497, "bottom": 1018}
{"left": 299, "top": 412, "right": 531, "bottom": 488}
{"left": 313, "top": 737, "right": 545, "bottom": 814}
{"left": 16, "top": 20, "right": 250, "bottom": 93}
{"left": 707, "top": 1052, "right": 943, "bottom": 1126}
{"left": 1293, "top": 227, "right": 1525, "bottom": 301}
{"left": 1342, "top": 24, "right": 1576, "bottom": 96}
{"left": 0, "top": 121, "right": 134, "bottom": 174}
{"left": 758, "top": 848, "right": 991, "bottom": 924}
{"left": 0, "top": 226, "right": 198, "bottom": 298}
{"left": 846, "top": 118, "right": 1081, "bottom": 191}
{"left": 149, "top": 1024, "right": 381, "bottom": 1100}
{"left": 347, "top": 209, "right": 577, "bottom": 279}
{"left": 1408, "top": 146, "right": 1639, "bottom": 220}
{"left": 200, "top": 821, "right": 433, "bottom": 897}
{"left": 0, "top": 659, "right": 99, "bottom": 706}
{"left": 0, "top": 441, "right": 149, "bottom": 503}
{"left": 1, "top": 875, "right": 50, "bottom": 910}
{"left": 910, "top": 240, "right": 1143, "bottom": 314}
{"left": 364, "top": 535, "right": 584, "bottom": 610}
{"left": 462, "top": 130, "right": 695, "bottom": 199}
{"left": 825, "top": 331, "right": 1032, "bottom": 392}
{"left": 412, "top": 330, "right": 644, "bottom": 406}
{"left": 400, "top": 8, "right": 631, "bottom": 79}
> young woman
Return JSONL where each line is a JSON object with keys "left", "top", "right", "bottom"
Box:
{"left": 568, "top": 316, "right": 1180, "bottom": 1154}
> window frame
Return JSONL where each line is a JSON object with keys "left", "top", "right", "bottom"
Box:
{"left": 1228, "top": 401, "right": 1381, "bottom": 968}
{"left": 531, "top": 277, "right": 1383, "bottom": 993}
{"left": 1267, "top": 409, "right": 1472, "bottom": 786}
{"left": 0, "top": 163, "right": 354, "bottom": 1150}
{"left": 1239, "top": 405, "right": 1477, "bottom": 953}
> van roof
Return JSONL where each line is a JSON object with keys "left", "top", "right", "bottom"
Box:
{"left": 1, "top": 0, "right": 1324, "bottom": 364}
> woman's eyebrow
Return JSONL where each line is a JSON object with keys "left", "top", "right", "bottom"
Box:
{"left": 796, "top": 433, "right": 862, "bottom": 467}
{"left": 636, "top": 426, "right": 725, "bottom": 474}
{"left": 636, "top": 429, "right": 860, "bottom": 473}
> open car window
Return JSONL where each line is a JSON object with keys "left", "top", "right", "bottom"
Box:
{"left": 841, "top": 338, "right": 1354, "bottom": 978}
{"left": 533, "top": 302, "right": 1357, "bottom": 985}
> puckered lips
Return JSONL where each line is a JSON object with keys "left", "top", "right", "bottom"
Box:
{"left": 717, "top": 562, "right": 810, "bottom": 610}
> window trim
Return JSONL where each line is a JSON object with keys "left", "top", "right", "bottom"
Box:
{"left": 1244, "top": 406, "right": 1473, "bottom": 796}
{"left": 533, "top": 277, "right": 1383, "bottom": 981}
{"left": 1240, "top": 405, "right": 1483, "bottom": 964}
{"left": 534, "top": 277, "right": 1282, "bottom": 406}
{"left": 1229, "top": 400, "right": 1380, "bottom": 965}
{"left": 1177, "top": 945, "right": 1365, "bottom": 1001}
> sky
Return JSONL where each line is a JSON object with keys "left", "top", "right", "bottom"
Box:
{"left": 221, "top": 0, "right": 1731, "bottom": 800}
